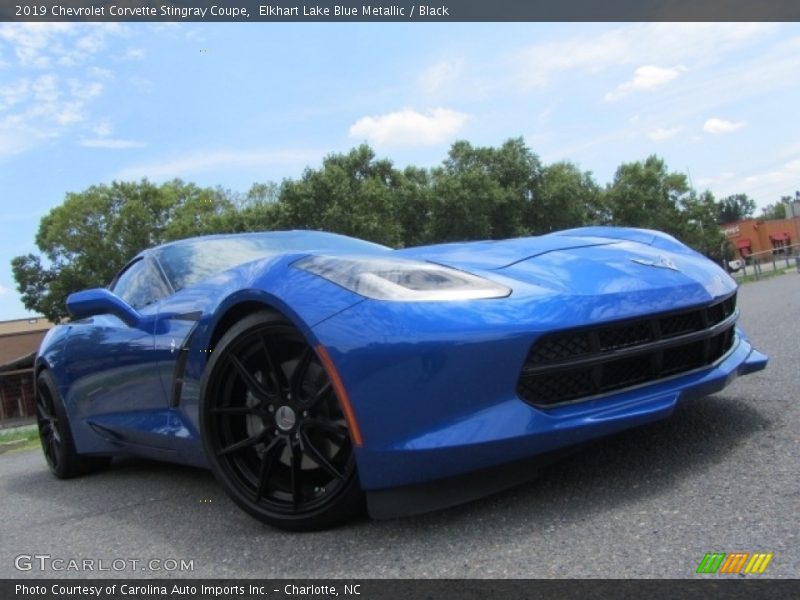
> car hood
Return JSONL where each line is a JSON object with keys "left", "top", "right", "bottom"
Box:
{"left": 394, "top": 233, "right": 618, "bottom": 270}
{"left": 394, "top": 227, "right": 736, "bottom": 304}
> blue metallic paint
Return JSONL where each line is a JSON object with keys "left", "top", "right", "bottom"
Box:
{"left": 36, "top": 227, "right": 767, "bottom": 508}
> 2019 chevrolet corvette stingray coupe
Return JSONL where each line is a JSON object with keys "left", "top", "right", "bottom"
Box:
{"left": 35, "top": 227, "right": 767, "bottom": 530}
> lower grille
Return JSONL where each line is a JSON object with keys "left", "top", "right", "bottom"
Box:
{"left": 518, "top": 294, "right": 737, "bottom": 407}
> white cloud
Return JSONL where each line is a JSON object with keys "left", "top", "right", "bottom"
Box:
{"left": 91, "top": 119, "right": 112, "bottom": 137}
{"left": 67, "top": 79, "right": 103, "bottom": 100}
{"left": 349, "top": 108, "right": 468, "bottom": 146}
{"left": 514, "top": 23, "right": 775, "bottom": 89}
{"left": 129, "top": 75, "right": 155, "bottom": 93}
{"left": 0, "top": 284, "right": 9, "bottom": 296}
{"left": 703, "top": 118, "right": 745, "bottom": 134}
{"left": 0, "top": 23, "right": 74, "bottom": 68}
{"left": 116, "top": 149, "right": 319, "bottom": 180}
{"left": 122, "top": 48, "right": 145, "bottom": 60}
{"left": 0, "top": 23, "right": 124, "bottom": 69}
{"left": 0, "top": 24, "right": 127, "bottom": 158}
{"left": 605, "top": 65, "right": 686, "bottom": 101}
{"left": 742, "top": 158, "right": 800, "bottom": 189}
{"left": 0, "top": 79, "right": 30, "bottom": 109}
{"left": 647, "top": 127, "right": 681, "bottom": 141}
{"left": 418, "top": 60, "right": 463, "bottom": 95}
{"left": 0, "top": 71, "right": 110, "bottom": 157}
{"left": 88, "top": 66, "right": 114, "bottom": 80}
{"left": 80, "top": 138, "right": 145, "bottom": 149}
{"left": 696, "top": 172, "right": 736, "bottom": 188}
{"left": 700, "top": 158, "right": 800, "bottom": 206}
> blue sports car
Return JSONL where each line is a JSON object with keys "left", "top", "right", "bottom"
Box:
{"left": 35, "top": 227, "right": 767, "bottom": 530}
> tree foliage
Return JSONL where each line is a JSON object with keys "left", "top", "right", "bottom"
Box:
{"left": 11, "top": 180, "right": 235, "bottom": 321}
{"left": 12, "top": 140, "right": 754, "bottom": 321}
{"left": 760, "top": 196, "right": 791, "bottom": 220}
{"left": 716, "top": 193, "right": 756, "bottom": 224}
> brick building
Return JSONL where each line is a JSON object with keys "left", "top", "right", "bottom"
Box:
{"left": 0, "top": 316, "right": 53, "bottom": 426}
{"left": 721, "top": 215, "right": 800, "bottom": 259}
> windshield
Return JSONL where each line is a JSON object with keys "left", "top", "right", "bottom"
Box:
{"left": 154, "top": 231, "right": 388, "bottom": 291}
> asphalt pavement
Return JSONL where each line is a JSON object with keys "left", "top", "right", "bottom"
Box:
{"left": 1, "top": 274, "right": 798, "bottom": 579}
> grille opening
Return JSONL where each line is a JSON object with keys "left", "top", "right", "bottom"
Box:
{"left": 518, "top": 294, "right": 737, "bottom": 407}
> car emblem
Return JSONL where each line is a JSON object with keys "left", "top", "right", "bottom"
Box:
{"left": 631, "top": 256, "right": 680, "bottom": 271}
{"left": 275, "top": 406, "right": 297, "bottom": 431}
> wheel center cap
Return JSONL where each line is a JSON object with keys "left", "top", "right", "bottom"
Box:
{"left": 275, "top": 405, "right": 296, "bottom": 431}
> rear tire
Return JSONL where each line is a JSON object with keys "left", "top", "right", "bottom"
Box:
{"left": 36, "top": 370, "right": 110, "bottom": 479}
{"left": 200, "top": 311, "right": 364, "bottom": 531}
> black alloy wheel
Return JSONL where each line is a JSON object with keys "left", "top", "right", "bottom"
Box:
{"left": 200, "top": 312, "right": 363, "bottom": 531}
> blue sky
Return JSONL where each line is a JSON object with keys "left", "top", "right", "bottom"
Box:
{"left": 1, "top": 22, "right": 799, "bottom": 319}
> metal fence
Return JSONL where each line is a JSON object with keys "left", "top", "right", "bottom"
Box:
{"left": 728, "top": 243, "right": 800, "bottom": 281}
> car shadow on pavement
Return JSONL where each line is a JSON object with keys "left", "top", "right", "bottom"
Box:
{"left": 7, "top": 393, "right": 768, "bottom": 534}
{"left": 372, "top": 393, "right": 771, "bottom": 531}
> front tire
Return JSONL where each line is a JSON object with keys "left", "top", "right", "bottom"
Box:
{"left": 200, "top": 311, "right": 364, "bottom": 531}
{"left": 36, "top": 370, "right": 110, "bottom": 478}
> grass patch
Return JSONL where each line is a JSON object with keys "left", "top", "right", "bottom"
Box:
{"left": 735, "top": 268, "right": 789, "bottom": 284}
{"left": 0, "top": 426, "right": 41, "bottom": 454}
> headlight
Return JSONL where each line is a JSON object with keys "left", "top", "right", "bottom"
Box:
{"left": 295, "top": 256, "right": 511, "bottom": 301}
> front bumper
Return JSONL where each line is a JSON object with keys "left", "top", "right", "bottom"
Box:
{"left": 310, "top": 282, "right": 766, "bottom": 518}
{"left": 362, "top": 337, "right": 766, "bottom": 518}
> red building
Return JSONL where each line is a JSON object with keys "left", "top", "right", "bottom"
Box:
{"left": 720, "top": 216, "right": 800, "bottom": 259}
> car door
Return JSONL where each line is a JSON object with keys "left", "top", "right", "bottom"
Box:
{"left": 64, "top": 256, "right": 174, "bottom": 450}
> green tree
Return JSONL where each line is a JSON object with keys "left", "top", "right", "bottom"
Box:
{"left": 537, "top": 162, "right": 604, "bottom": 231}
{"left": 277, "top": 145, "right": 404, "bottom": 246}
{"left": 11, "top": 179, "right": 234, "bottom": 322}
{"left": 677, "top": 190, "right": 726, "bottom": 258}
{"left": 429, "top": 138, "right": 542, "bottom": 241}
{"left": 393, "top": 166, "right": 433, "bottom": 247}
{"left": 605, "top": 156, "right": 687, "bottom": 233}
{"left": 716, "top": 193, "right": 756, "bottom": 224}
{"left": 760, "top": 196, "right": 790, "bottom": 220}
{"left": 604, "top": 156, "right": 722, "bottom": 255}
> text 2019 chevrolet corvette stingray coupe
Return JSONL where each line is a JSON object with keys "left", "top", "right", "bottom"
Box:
{"left": 35, "top": 227, "right": 767, "bottom": 530}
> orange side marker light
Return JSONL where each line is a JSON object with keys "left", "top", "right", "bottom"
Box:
{"left": 314, "top": 345, "right": 363, "bottom": 448}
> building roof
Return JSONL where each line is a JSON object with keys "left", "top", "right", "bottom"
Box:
{"left": 0, "top": 316, "right": 52, "bottom": 369}
{"left": 0, "top": 316, "right": 51, "bottom": 336}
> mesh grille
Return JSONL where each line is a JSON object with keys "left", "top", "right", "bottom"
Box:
{"left": 518, "top": 293, "right": 737, "bottom": 407}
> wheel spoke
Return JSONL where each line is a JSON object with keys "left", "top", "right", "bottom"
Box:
{"left": 211, "top": 405, "right": 258, "bottom": 416}
{"left": 299, "top": 430, "right": 344, "bottom": 480}
{"left": 290, "top": 347, "right": 313, "bottom": 400}
{"left": 302, "top": 418, "right": 348, "bottom": 440}
{"left": 254, "top": 436, "right": 283, "bottom": 501}
{"left": 51, "top": 423, "right": 61, "bottom": 444}
{"left": 217, "top": 429, "right": 268, "bottom": 456}
{"left": 289, "top": 442, "right": 302, "bottom": 507}
{"left": 37, "top": 403, "right": 54, "bottom": 422}
{"left": 260, "top": 336, "right": 286, "bottom": 392}
{"left": 229, "top": 355, "right": 273, "bottom": 402}
{"left": 309, "top": 381, "right": 332, "bottom": 407}
{"left": 47, "top": 436, "right": 59, "bottom": 464}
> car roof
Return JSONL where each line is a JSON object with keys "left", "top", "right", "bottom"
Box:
{"left": 139, "top": 230, "right": 389, "bottom": 258}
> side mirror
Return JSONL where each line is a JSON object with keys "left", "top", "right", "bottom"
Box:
{"left": 66, "top": 288, "right": 143, "bottom": 328}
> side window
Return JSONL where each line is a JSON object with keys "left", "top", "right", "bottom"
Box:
{"left": 111, "top": 258, "right": 170, "bottom": 310}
